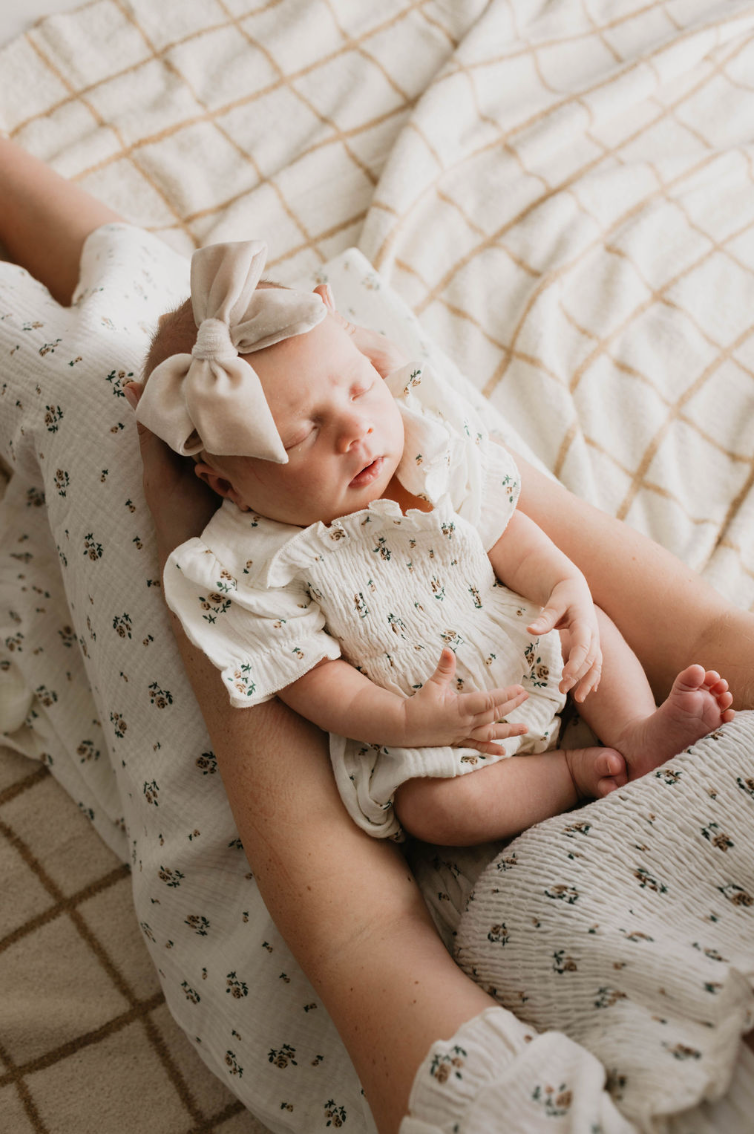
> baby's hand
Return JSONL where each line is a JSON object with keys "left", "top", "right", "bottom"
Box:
{"left": 527, "top": 577, "right": 602, "bottom": 702}
{"left": 400, "top": 648, "right": 529, "bottom": 755}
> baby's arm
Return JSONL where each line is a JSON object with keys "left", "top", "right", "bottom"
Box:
{"left": 278, "top": 652, "right": 529, "bottom": 755}
{"left": 488, "top": 509, "right": 602, "bottom": 701}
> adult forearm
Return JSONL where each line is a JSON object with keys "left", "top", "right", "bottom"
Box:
{"left": 0, "top": 136, "right": 123, "bottom": 305}
{"left": 279, "top": 657, "right": 407, "bottom": 746}
{"left": 161, "top": 600, "right": 497, "bottom": 1134}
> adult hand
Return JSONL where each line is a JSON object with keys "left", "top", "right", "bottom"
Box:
{"left": 124, "top": 382, "right": 219, "bottom": 563}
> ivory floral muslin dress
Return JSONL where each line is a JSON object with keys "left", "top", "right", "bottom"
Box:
{"left": 163, "top": 361, "right": 566, "bottom": 839}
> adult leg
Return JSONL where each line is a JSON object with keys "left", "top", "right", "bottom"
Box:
{"left": 0, "top": 135, "right": 123, "bottom": 305}
{"left": 511, "top": 450, "right": 753, "bottom": 711}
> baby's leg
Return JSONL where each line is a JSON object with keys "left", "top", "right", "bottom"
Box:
{"left": 393, "top": 746, "right": 623, "bottom": 846}
{"left": 565, "top": 606, "right": 735, "bottom": 783}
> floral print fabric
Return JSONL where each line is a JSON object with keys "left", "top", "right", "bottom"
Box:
{"left": 164, "top": 361, "right": 565, "bottom": 839}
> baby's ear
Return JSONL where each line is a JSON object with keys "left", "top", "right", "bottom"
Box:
{"left": 312, "top": 283, "right": 335, "bottom": 311}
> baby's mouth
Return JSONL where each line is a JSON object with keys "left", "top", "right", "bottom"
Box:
{"left": 350, "top": 457, "right": 384, "bottom": 487}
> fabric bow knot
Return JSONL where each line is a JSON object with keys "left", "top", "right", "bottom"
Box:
{"left": 135, "top": 239, "right": 327, "bottom": 463}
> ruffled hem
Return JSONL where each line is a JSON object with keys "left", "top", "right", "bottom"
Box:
{"left": 401, "top": 1007, "right": 634, "bottom": 1134}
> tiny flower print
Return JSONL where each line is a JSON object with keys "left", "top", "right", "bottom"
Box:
{"left": 544, "top": 884, "right": 579, "bottom": 904}
{"left": 199, "top": 592, "right": 231, "bottom": 623}
{"left": 140, "top": 922, "right": 155, "bottom": 943}
{"left": 58, "top": 625, "right": 76, "bottom": 648}
{"left": 717, "top": 883, "right": 752, "bottom": 907}
{"left": 39, "top": 339, "right": 62, "bottom": 357}
{"left": 181, "top": 981, "right": 201, "bottom": 1004}
{"left": 105, "top": 368, "right": 134, "bottom": 397}
{"left": 563, "top": 821, "right": 591, "bottom": 837}
{"left": 663, "top": 1042, "right": 701, "bottom": 1061}
{"left": 196, "top": 751, "right": 217, "bottom": 775}
{"left": 76, "top": 739, "right": 100, "bottom": 763}
{"left": 225, "top": 1050, "right": 243, "bottom": 1077}
{"left": 226, "top": 971, "right": 249, "bottom": 998}
{"left": 184, "top": 914, "right": 210, "bottom": 936}
{"left": 353, "top": 592, "right": 370, "bottom": 618}
{"left": 692, "top": 942, "right": 726, "bottom": 962}
{"left": 500, "top": 473, "right": 518, "bottom": 504}
{"left": 26, "top": 486, "right": 45, "bottom": 508}
{"left": 736, "top": 776, "right": 754, "bottom": 797}
{"left": 634, "top": 867, "right": 667, "bottom": 893}
{"left": 143, "top": 780, "right": 159, "bottom": 806}
{"left": 531, "top": 1083, "right": 573, "bottom": 1117}
{"left": 495, "top": 853, "right": 518, "bottom": 871}
{"left": 430, "top": 577, "right": 445, "bottom": 600}
{"left": 460, "top": 753, "right": 480, "bottom": 765}
{"left": 701, "top": 822, "right": 734, "bottom": 851}
{"left": 35, "top": 685, "right": 57, "bottom": 707}
{"left": 655, "top": 768, "right": 682, "bottom": 785}
{"left": 440, "top": 629, "right": 463, "bottom": 651}
{"left": 468, "top": 584, "right": 482, "bottom": 608}
{"left": 158, "top": 866, "right": 185, "bottom": 888}
{"left": 44, "top": 404, "right": 64, "bottom": 431}
{"left": 487, "top": 923, "right": 509, "bottom": 946}
{"left": 429, "top": 1044, "right": 467, "bottom": 1083}
{"left": 620, "top": 929, "right": 654, "bottom": 943}
{"left": 553, "top": 950, "right": 578, "bottom": 973}
{"left": 113, "top": 613, "right": 133, "bottom": 639}
{"left": 387, "top": 612, "right": 407, "bottom": 639}
{"left": 53, "top": 469, "right": 70, "bottom": 496}
{"left": 594, "top": 987, "right": 627, "bottom": 1009}
{"left": 404, "top": 368, "right": 422, "bottom": 394}
{"left": 215, "top": 569, "right": 237, "bottom": 593}
{"left": 148, "top": 682, "right": 173, "bottom": 709}
{"left": 441, "top": 521, "right": 455, "bottom": 540}
{"left": 83, "top": 533, "right": 103, "bottom": 561}
{"left": 325, "top": 1099, "right": 347, "bottom": 1127}
{"left": 268, "top": 1044, "right": 297, "bottom": 1068}
{"left": 373, "top": 536, "right": 391, "bottom": 560}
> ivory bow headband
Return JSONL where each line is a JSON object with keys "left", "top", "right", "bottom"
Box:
{"left": 135, "top": 240, "right": 327, "bottom": 463}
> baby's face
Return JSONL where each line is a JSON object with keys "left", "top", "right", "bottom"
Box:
{"left": 209, "top": 314, "right": 404, "bottom": 527}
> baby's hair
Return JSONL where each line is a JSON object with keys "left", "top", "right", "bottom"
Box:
{"left": 141, "top": 277, "right": 287, "bottom": 385}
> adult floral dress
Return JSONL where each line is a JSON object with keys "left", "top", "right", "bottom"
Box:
{"left": 163, "top": 361, "right": 566, "bottom": 839}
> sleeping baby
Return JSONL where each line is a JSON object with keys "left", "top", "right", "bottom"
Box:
{"left": 134, "top": 240, "right": 734, "bottom": 844}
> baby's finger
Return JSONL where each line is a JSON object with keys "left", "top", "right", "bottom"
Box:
{"left": 460, "top": 685, "right": 527, "bottom": 722}
{"left": 572, "top": 661, "right": 602, "bottom": 703}
{"left": 468, "top": 720, "right": 528, "bottom": 744}
{"left": 456, "top": 739, "right": 507, "bottom": 757}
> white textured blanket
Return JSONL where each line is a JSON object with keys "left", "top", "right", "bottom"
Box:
{"left": 0, "top": 2, "right": 752, "bottom": 1133}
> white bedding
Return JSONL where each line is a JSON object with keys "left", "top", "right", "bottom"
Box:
{"left": 0, "top": 1, "right": 752, "bottom": 1131}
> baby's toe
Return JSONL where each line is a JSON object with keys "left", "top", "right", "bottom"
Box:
{"left": 596, "top": 776, "right": 622, "bottom": 798}
{"left": 596, "top": 748, "right": 625, "bottom": 779}
{"left": 721, "top": 708, "right": 736, "bottom": 723}
{"left": 717, "top": 690, "right": 733, "bottom": 710}
{"left": 702, "top": 669, "right": 721, "bottom": 688}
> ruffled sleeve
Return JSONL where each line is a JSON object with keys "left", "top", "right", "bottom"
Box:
{"left": 401, "top": 1006, "right": 635, "bottom": 1134}
{"left": 163, "top": 526, "right": 341, "bottom": 709}
{"left": 387, "top": 361, "right": 521, "bottom": 550}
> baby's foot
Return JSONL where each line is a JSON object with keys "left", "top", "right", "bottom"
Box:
{"left": 617, "top": 665, "right": 734, "bottom": 781}
{"left": 564, "top": 746, "right": 628, "bottom": 801}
